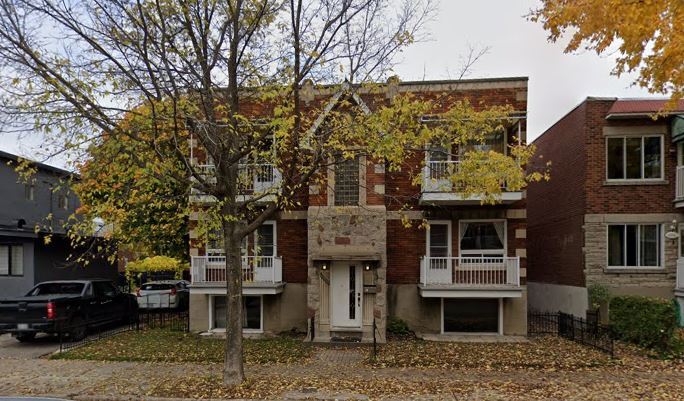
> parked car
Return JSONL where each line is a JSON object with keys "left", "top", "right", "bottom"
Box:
{"left": 136, "top": 280, "right": 189, "bottom": 309}
{"left": 0, "top": 280, "right": 138, "bottom": 342}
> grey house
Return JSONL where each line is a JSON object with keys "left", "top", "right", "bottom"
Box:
{"left": 0, "top": 150, "right": 116, "bottom": 298}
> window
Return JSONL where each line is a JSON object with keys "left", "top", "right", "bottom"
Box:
{"left": 427, "top": 222, "right": 451, "bottom": 257}
{"left": 608, "top": 224, "right": 661, "bottom": 268}
{"left": 58, "top": 194, "right": 69, "bottom": 209}
{"left": 212, "top": 295, "right": 262, "bottom": 331}
{"left": 29, "top": 282, "right": 84, "bottom": 296}
{"left": 443, "top": 298, "right": 499, "bottom": 333}
{"left": 256, "top": 223, "right": 275, "bottom": 257}
{"left": 0, "top": 245, "right": 23, "bottom": 276}
{"left": 606, "top": 136, "right": 662, "bottom": 180}
{"left": 459, "top": 221, "right": 505, "bottom": 257}
{"left": 25, "top": 184, "right": 35, "bottom": 201}
{"left": 93, "top": 281, "right": 118, "bottom": 298}
{"left": 334, "top": 156, "right": 360, "bottom": 206}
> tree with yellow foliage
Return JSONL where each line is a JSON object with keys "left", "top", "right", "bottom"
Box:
{"left": 531, "top": 0, "right": 683, "bottom": 101}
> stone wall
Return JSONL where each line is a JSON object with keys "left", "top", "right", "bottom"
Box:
{"left": 307, "top": 205, "right": 387, "bottom": 342}
{"left": 584, "top": 213, "right": 680, "bottom": 298}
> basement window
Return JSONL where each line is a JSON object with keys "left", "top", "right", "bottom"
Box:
{"left": 442, "top": 298, "right": 499, "bottom": 334}
{"left": 212, "top": 295, "right": 262, "bottom": 332}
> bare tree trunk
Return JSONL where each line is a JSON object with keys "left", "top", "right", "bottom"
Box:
{"left": 222, "top": 216, "right": 244, "bottom": 385}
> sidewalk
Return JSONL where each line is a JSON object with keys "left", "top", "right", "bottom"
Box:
{"left": 1, "top": 346, "right": 683, "bottom": 400}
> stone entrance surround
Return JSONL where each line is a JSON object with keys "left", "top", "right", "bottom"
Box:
{"left": 307, "top": 205, "right": 387, "bottom": 342}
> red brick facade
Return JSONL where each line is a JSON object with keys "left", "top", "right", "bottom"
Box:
{"left": 528, "top": 97, "right": 681, "bottom": 288}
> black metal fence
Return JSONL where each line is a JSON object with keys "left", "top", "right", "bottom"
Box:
{"left": 58, "top": 296, "right": 189, "bottom": 353}
{"left": 528, "top": 311, "right": 614, "bottom": 357}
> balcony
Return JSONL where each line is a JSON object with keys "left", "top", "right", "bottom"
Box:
{"left": 418, "top": 256, "right": 522, "bottom": 298}
{"left": 190, "top": 163, "right": 282, "bottom": 203}
{"left": 190, "top": 255, "right": 284, "bottom": 295}
{"left": 675, "top": 166, "right": 684, "bottom": 208}
{"left": 420, "top": 160, "right": 523, "bottom": 205}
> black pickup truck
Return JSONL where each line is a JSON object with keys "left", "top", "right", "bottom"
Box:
{"left": 0, "top": 280, "right": 138, "bottom": 342}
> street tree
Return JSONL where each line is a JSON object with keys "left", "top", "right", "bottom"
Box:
{"left": 530, "top": 0, "right": 684, "bottom": 101}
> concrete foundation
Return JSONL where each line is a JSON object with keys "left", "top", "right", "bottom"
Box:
{"left": 528, "top": 281, "right": 589, "bottom": 317}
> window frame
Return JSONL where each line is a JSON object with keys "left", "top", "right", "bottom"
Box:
{"left": 0, "top": 244, "right": 24, "bottom": 276}
{"left": 208, "top": 294, "right": 263, "bottom": 333}
{"left": 426, "top": 220, "right": 452, "bottom": 258}
{"left": 24, "top": 183, "right": 35, "bottom": 201}
{"left": 605, "top": 135, "right": 664, "bottom": 182}
{"left": 58, "top": 194, "right": 69, "bottom": 210}
{"left": 333, "top": 155, "right": 360, "bottom": 206}
{"left": 458, "top": 219, "right": 507, "bottom": 257}
{"left": 254, "top": 220, "right": 277, "bottom": 257}
{"left": 606, "top": 223, "right": 663, "bottom": 269}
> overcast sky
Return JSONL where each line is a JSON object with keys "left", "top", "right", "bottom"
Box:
{"left": 0, "top": 0, "right": 657, "bottom": 168}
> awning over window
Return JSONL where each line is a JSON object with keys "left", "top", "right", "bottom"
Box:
{"left": 672, "top": 115, "right": 684, "bottom": 143}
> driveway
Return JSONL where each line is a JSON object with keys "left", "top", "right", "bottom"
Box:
{"left": 0, "top": 334, "right": 59, "bottom": 360}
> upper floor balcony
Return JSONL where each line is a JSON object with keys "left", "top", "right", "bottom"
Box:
{"left": 190, "top": 255, "right": 284, "bottom": 295}
{"left": 190, "top": 163, "right": 282, "bottom": 203}
{"left": 420, "top": 160, "right": 523, "bottom": 205}
{"left": 419, "top": 256, "right": 522, "bottom": 298}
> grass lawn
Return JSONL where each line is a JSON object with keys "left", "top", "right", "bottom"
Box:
{"left": 51, "top": 329, "right": 311, "bottom": 365}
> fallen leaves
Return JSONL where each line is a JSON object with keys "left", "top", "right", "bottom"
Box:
{"left": 50, "top": 328, "right": 312, "bottom": 365}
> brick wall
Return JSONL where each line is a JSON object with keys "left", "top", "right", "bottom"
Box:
{"left": 584, "top": 101, "right": 678, "bottom": 215}
{"left": 386, "top": 219, "right": 425, "bottom": 284}
{"left": 527, "top": 102, "right": 587, "bottom": 287}
{"left": 278, "top": 219, "right": 307, "bottom": 283}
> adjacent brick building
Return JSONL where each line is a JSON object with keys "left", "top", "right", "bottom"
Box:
{"left": 528, "top": 97, "right": 684, "bottom": 319}
{"left": 188, "top": 77, "right": 530, "bottom": 341}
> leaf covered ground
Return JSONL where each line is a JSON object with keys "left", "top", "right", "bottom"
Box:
{"left": 45, "top": 330, "right": 684, "bottom": 400}
{"left": 51, "top": 328, "right": 310, "bottom": 365}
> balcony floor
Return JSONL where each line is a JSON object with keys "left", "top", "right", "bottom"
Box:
{"left": 190, "top": 282, "right": 285, "bottom": 295}
{"left": 419, "top": 191, "right": 523, "bottom": 205}
{"left": 418, "top": 284, "right": 523, "bottom": 298}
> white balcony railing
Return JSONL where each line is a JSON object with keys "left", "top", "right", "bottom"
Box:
{"left": 194, "top": 163, "right": 282, "bottom": 194}
{"left": 191, "top": 255, "right": 283, "bottom": 284}
{"left": 421, "top": 160, "right": 507, "bottom": 193}
{"left": 422, "top": 160, "right": 459, "bottom": 192}
{"left": 420, "top": 256, "right": 520, "bottom": 287}
{"left": 677, "top": 258, "right": 684, "bottom": 290}
{"left": 676, "top": 166, "right": 684, "bottom": 200}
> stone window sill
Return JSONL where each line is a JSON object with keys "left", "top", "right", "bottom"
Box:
{"left": 603, "top": 267, "right": 666, "bottom": 274}
{"left": 603, "top": 179, "right": 668, "bottom": 186}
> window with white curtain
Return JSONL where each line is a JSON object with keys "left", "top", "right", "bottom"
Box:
{"left": 459, "top": 221, "right": 505, "bottom": 257}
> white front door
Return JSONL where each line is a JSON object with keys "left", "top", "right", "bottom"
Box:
{"left": 330, "top": 262, "right": 363, "bottom": 328}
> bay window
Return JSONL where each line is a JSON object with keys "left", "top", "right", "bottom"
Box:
{"left": 606, "top": 136, "right": 663, "bottom": 180}
{"left": 608, "top": 224, "right": 661, "bottom": 268}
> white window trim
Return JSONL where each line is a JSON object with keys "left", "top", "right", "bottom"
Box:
{"left": 0, "top": 244, "right": 23, "bottom": 276}
{"left": 440, "top": 298, "right": 503, "bottom": 336}
{"left": 605, "top": 135, "right": 665, "bottom": 182}
{"left": 208, "top": 294, "right": 264, "bottom": 334}
{"left": 606, "top": 223, "right": 664, "bottom": 270}
{"left": 254, "top": 220, "right": 277, "bottom": 257}
{"left": 458, "top": 219, "right": 507, "bottom": 257}
{"left": 426, "top": 220, "right": 452, "bottom": 257}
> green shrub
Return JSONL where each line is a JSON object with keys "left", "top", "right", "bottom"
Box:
{"left": 387, "top": 317, "right": 412, "bottom": 337}
{"left": 610, "top": 295, "right": 680, "bottom": 355}
{"left": 587, "top": 283, "right": 611, "bottom": 309}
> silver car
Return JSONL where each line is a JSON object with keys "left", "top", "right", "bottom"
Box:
{"left": 135, "top": 280, "right": 189, "bottom": 309}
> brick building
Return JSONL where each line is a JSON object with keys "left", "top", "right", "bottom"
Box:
{"left": 528, "top": 97, "right": 684, "bottom": 319}
{"left": 187, "top": 77, "right": 530, "bottom": 341}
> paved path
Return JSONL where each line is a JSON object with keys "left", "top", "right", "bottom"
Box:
{"left": 0, "top": 348, "right": 683, "bottom": 400}
{"left": 0, "top": 334, "right": 59, "bottom": 360}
